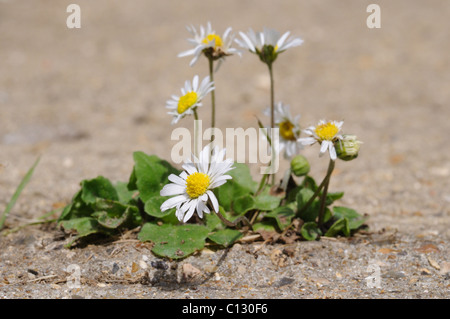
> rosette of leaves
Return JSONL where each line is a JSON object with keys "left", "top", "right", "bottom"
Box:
{"left": 58, "top": 152, "right": 367, "bottom": 259}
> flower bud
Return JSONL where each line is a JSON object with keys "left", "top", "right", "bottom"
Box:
{"left": 335, "top": 135, "right": 362, "bottom": 161}
{"left": 290, "top": 154, "right": 310, "bottom": 176}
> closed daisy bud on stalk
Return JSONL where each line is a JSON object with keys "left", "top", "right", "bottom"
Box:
{"left": 290, "top": 154, "right": 310, "bottom": 177}
{"left": 335, "top": 135, "right": 362, "bottom": 161}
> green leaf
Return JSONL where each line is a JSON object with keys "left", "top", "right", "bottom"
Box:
{"left": 254, "top": 193, "right": 281, "bottom": 211}
{"left": 1, "top": 157, "right": 40, "bottom": 229}
{"left": 333, "top": 206, "right": 367, "bottom": 230}
{"left": 138, "top": 223, "right": 210, "bottom": 259}
{"left": 324, "top": 217, "right": 350, "bottom": 237}
{"left": 265, "top": 207, "right": 295, "bottom": 231}
{"left": 144, "top": 196, "right": 174, "bottom": 218}
{"left": 127, "top": 167, "right": 138, "bottom": 191}
{"left": 216, "top": 163, "right": 257, "bottom": 211}
{"left": 232, "top": 194, "right": 255, "bottom": 215}
{"left": 91, "top": 199, "right": 139, "bottom": 229}
{"left": 229, "top": 163, "right": 258, "bottom": 194}
{"left": 297, "top": 188, "right": 319, "bottom": 222}
{"left": 252, "top": 220, "right": 278, "bottom": 232}
{"left": 60, "top": 217, "right": 101, "bottom": 246}
{"left": 133, "top": 152, "right": 180, "bottom": 203}
{"left": 58, "top": 190, "right": 93, "bottom": 221}
{"left": 326, "top": 191, "right": 344, "bottom": 205}
{"left": 208, "top": 229, "right": 243, "bottom": 247}
{"left": 205, "top": 207, "right": 224, "bottom": 231}
{"left": 301, "top": 175, "right": 318, "bottom": 191}
{"left": 300, "top": 222, "right": 322, "bottom": 241}
{"left": 286, "top": 185, "right": 302, "bottom": 203}
{"left": 114, "top": 181, "right": 136, "bottom": 204}
{"left": 81, "top": 176, "right": 119, "bottom": 204}
{"left": 133, "top": 153, "right": 168, "bottom": 202}
{"left": 323, "top": 207, "right": 333, "bottom": 223}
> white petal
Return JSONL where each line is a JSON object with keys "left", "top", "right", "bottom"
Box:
{"left": 298, "top": 137, "right": 316, "bottom": 146}
{"left": 192, "top": 75, "right": 199, "bottom": 92}
{"left": 199, "top": 144, "right": 211, "bottom": 174}
{"left": 320, "top": 141, "right": 329, "bottom": 155}
{"left": 168, "top": 173, "right": 187, "bottom": 185}
{"left": 238, "top": 31, "right": 255, "bottom": 52}
{"left": 182, "top": 161, "right": 198, "bottom": 175}
{"left": 189, "top": 54, "right": 201, "bottom": 67}
{"left": 209, "top": 179, "right": 228, "bottom": 189}
{"left": 329, "top": 145, "right": 337, "bottom": 161}
{"left": 276, "top": 31, "right": 290, "bottom": 50}
{"left": 160, "top": 195, "right": 188, "bottom": 212}
{"left": 183, "top": 199, "right": 197, "bottom": 222}
{"left": 196, "top": 200, "right": 210, "bottom": 219}
{"left": 207, "top": 190, "right": 219, "bottom": 212}
{"left": 160, "top": 183, "right": 185, "bottom": 197}
{"left": 178, "top": 48, "right": 197, "bottom": 57}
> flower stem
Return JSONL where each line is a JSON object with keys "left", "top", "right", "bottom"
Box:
{"left": 297, "top": 159, "right": 335, "bottom": 218}
{"left": 267, "top": 63, "right": 276, "bottom": 186}
{"left": 318, "top": 159, "right": 335, "bottom": 228}
{"left": 208, "top": 57, "right": 216, "bottom": 142}
{"left": 193, "top": 108, "right": 199, "bottom": 158}
{"left": 214, "top": 209, "right": 252, "bottom": 230}
{"left": 268, "top": 63, "right": 275, "bottom": 130}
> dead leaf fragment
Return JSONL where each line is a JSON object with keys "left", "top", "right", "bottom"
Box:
{"left": 427, "top": 257, "right": 440, "bottom": 270}
{"left": 182, "top": 263, "right": 201, "bottom": 280}
{"left": 270, "top": 249, "right": 288, "bottom": 268}
{"left": 131, "top": 262, "right": 139, "bottom": 273}
{"left": 420, "top": 268, "right": 431, "bottom": 275}
{"left": 415, "top": 244, "right": 439, "bottom": 254}
{"left": 377, "top": 248, "right": 399, "bottom": 254}
{"left": 439, "top": 262, "right": 450, "bottom": 275}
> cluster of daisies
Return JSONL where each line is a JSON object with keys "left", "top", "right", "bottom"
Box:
{"left": 161, "top": 22, "right": 361, "bottom": 223}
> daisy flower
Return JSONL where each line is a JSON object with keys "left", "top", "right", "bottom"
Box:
{"left": 236, "top": 27, "right": 303, "bottom": 64}
{"left": 298, "top": 120, "right": 344, "bottom": 161}
{"left": 178, "top": 22, "right": 241, "bottom": 68}
{"left": 165, "top": 75, "right": 214, "bottom": 124}
{"left": 160, "top": 145, "right": 234, "bottom": 223}
{"left": 264, "top": 102, "right": 303, "bottom": 159}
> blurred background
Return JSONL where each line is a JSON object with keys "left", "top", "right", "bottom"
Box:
{"left": 0, "top": 0, "right": 449, "bottom": 236}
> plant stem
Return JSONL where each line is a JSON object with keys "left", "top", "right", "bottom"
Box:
{"left": 267, "top": 63, "right": 275, "bottom": 186}
{"left": 214, "top": 209, "right": 252, "bottom": 230}
{"left": 193, "top": 108, "right": 199, "bottom": 158}
{"left": 298, "top": 159, "right": 335, "bottom": 217}
{"left": 208, "top": 57, "right": 216, "bottom": 142}
{"left": 318, "top": 159, "right": 335, "bottom": 228}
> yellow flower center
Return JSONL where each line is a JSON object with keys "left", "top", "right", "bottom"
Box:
{"left": 177, "top": 91, "right": 198, "bottom": 114}
{"left": 315, "top": 122, "right": 339, "bottom": 141}
{"left": 274, "top": 44, "right": 279, "bottom": 52}
{"left": 202, "top": 34, "right": 223, "bottom": 48}
{"left": 279, "top": 120, "right": 296, "bottom": 141}
{"left": 185, "top": 172, "right": 210, "bottom": 199}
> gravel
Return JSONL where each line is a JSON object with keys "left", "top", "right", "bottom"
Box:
{"left": 1, "top": 0, "right": 449, "bottom": 299}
